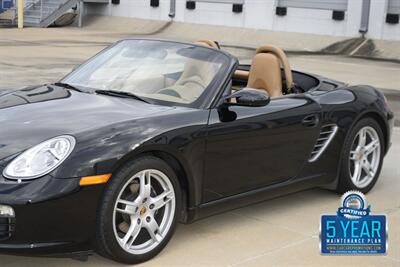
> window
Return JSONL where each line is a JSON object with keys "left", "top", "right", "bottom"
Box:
{"left": 62, "top": 40, "right": 229, "bottom": 106}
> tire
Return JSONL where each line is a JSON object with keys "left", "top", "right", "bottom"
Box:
{"left": 95, "top": 156, "right": 182, "bottom": 264}
{"left": 337, "top": 118, "right": 385, "bottom": 194}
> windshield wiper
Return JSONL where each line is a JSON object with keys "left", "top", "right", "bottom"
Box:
{"left": 53, "top": 82, "right": 84, "bottom": 92}
{"left": 95, "top": 89, "right": 150, "bottom": 103}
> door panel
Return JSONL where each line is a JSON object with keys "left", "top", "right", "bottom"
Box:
{"left": 203, "top": 95, "right": 321, "bottom": 202}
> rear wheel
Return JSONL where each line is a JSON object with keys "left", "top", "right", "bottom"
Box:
{"left": 96, "top": 156, "right": 181, "bottom": 264}
{"left": 337, "top": 118, "right": 384, "bottom": 194}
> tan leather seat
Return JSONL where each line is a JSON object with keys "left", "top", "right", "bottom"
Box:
{"left": 159, "top": 41, "right": 218, "bottom": 102}
{"left": 164, "top": 39, "right": 219, "bottom": 101}
{"left": 194, "top": 41, "right": 293, "bottom": 98}
{"left": 242, "top": 45, "right": 294, "bottom": 97}
{"left": 155, "top": 40, "right": 220, "bottom": 102}
{"left": 172, "top": 58, "right": 217, "bottom": 101}
{"left": 195, "top": 39, "right": 220, "bottom": 49}
{"left": 247, "top": 53, "right": 283, "bottom": 97}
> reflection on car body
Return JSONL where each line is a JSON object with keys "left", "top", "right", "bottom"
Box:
{"left": 0, "top": 38, "right": 394, "bottom": 264}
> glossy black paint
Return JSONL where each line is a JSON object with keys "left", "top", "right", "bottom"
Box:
{"left": 225, "top": 88, "right": 271, "bottom": 107}
{"left": 0, "top": 181, "right": 104, "bottom": 254}
{"left": 204, "top": 95, "right": 321, "bottom": 202}
{"left": 0, "top": 39, "right": 394, "bottom": 256}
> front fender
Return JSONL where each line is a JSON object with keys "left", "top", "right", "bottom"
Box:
{"left": 50, "top": 109, "right": 210, "bottom": 209}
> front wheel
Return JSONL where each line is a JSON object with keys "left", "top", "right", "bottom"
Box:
{"left": 96, "top": 156, "right": 182, "bottom": 264}
{"left": 337, "top": 118, "right": 385, "bottom": 194}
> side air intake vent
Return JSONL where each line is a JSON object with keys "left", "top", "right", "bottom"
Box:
{"left": 309, "top": 124, "right": 338, "bottom": 162}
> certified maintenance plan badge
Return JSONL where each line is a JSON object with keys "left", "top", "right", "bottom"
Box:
{"left": 320, "top": 191, "right": 387, "bottom": 255}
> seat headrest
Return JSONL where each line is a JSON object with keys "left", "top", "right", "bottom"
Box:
{"left": 195, "top": 39, "right": 220, "bottom": 49}
{"left": 256, "top": 45, "right": 293, "bottom": 91}
{"left": 247, "top": 53, "right": 283, "bottom": 98}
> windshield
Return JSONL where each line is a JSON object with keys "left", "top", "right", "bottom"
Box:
{"left": 62, "top": 40, "right": 230, "bottom": 106}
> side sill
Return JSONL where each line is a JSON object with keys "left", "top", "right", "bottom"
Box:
{"left": 186, "top": 173, "right": 329, "bottom": 223}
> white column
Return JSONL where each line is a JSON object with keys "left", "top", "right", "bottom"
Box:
{"left": 78, "top": 0, "right": 84, "bottom": 28}
{"left": 367, "top": 0, "right": 388, "bottom": 39}
{"left": 345, "top": 0, "right": 364, "bottom": 37}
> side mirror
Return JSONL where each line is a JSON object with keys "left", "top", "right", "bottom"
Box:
{"left": 224, "top": 88, "right": 270, "bottom": 107}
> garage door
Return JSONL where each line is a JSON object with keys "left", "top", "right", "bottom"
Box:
{"left": 278, "top": 0, "right": 348, "bottom": 11}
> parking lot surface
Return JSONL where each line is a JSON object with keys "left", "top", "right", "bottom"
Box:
{"left": 0, "top": 25, "right": 399, "bottom": 266}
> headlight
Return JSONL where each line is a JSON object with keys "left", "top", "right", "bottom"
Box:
{"left": 3, "top": 135, "right": 76, "bottom": 180}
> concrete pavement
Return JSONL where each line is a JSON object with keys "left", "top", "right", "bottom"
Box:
{"left": 0, "top": 24, "right": 399, "bottom": 90}
{"left": 1, "top": 25, "right": 399, "bottom": 125}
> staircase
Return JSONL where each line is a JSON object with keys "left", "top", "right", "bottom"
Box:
{"left": 23, "top": 0, "right": 78, "bottom": 27}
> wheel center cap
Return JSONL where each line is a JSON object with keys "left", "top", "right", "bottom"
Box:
{"left": 357, "top": 150, "right": 364, "bottom": 161}
{"left": 140, "top": 207, "right": 147, "bottom": 216}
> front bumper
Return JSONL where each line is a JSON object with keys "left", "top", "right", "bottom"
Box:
{"left": 0, "top": 174, "right": 105, "bottom": 255}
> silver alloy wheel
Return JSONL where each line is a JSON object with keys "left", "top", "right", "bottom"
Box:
{"left": 349, "top": 126, "right": 381, "bottom": 188}
{"left": 112, "top": 169, "right": 175, "bottom": 255}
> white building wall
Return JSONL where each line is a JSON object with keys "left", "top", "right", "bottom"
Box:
{"left": 383, "top": 17, "right": 400, "bottom": 41}
{"left": 243, "top": 1, "right": 274, "bottom": 29}
{"left": 85, "top": 0, "right": 400, "bottom": 40}
{"left": 368, "top": 0, "right": 400, "bottom": 40}
{"left": 272, "top": 8, "right": 347, "bottom": 36}
{"left": 183, "top": 1, "right": 245, "bottom": 27}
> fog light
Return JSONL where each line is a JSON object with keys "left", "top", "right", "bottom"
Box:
{"left": 0, "top": 205, "right": 15, "bottom": 217}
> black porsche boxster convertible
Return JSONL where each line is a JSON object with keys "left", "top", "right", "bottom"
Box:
{"left": 0, "top": 39, "right": 394, "bottom": 264}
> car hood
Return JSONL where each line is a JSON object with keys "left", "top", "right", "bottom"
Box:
{"left": 0, "top": 85, "right": 173, "bottom": 161}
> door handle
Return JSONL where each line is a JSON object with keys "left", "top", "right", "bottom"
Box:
{"left": 302, "top": 114, "right": 319, "bottom": 127}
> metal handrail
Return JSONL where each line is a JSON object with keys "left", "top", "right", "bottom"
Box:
{"left": 24, "top": 0, "right": 38, "bottom": 9}
{"left": 18, "top": 0, "right": 52, "bottom": 22}
{"left": 4, "top": 0, "right": 70, "bottom": 25}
